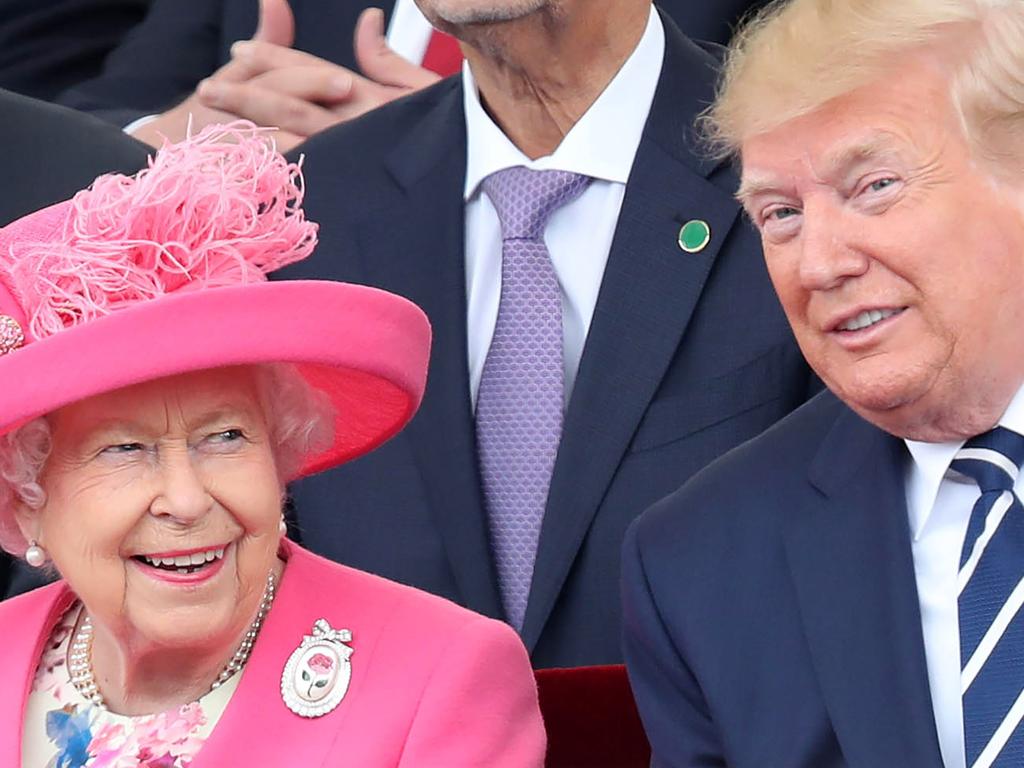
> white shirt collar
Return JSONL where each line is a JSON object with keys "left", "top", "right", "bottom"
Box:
{"left": 461, "top": 5, "right": 665, "bottom": 201}
{"left": 905, "top": 384, "right": 1024, "bottom": 540}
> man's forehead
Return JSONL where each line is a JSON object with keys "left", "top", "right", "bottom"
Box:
{"left": 738, "top": 130, "right": 909, "bottom": 200}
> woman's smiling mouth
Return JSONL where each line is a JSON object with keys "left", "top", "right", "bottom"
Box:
{"left": 132, "top": 545, "right": 229, "bottom": 578}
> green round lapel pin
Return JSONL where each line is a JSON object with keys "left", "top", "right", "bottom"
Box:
{"left": 678, "top": 219, "right": 711, "bottom": 253}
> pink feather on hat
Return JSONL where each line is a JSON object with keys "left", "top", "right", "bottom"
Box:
{"left": 0, "top": 120, "right": 317, "bottom": 344}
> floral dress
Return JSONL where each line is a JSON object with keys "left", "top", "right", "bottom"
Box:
{"left": 22, "top": 605, "right": 240, "bottom": 768}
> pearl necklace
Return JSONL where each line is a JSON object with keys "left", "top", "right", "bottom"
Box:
{"left": 68, "top": 571, "right": 277, "bottom": 711}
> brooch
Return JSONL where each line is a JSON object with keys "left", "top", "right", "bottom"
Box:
{"left": 281, "top": 618, "right": 354, "bottom": 718}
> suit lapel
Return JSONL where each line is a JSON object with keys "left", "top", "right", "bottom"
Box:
{"left": 785, "top": 407, "right": 944, "bottom": 766}
{"left": 355, "top": 81, "right": 503, "bottom": 619}
{"left": 521, "top": 16, "right": 741, "bottom": 648}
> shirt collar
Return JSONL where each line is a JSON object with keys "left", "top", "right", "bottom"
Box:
{"left": 461, "top": 5, "right": 665, "bottom": 201}
{"left": 905, "top": 384, "right": 1024, "bottom": 540}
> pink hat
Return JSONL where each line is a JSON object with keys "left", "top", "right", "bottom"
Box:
{"left": 0, "top": 123, "right": 430, "bottom": 479}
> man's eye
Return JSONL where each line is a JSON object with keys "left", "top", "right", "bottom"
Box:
{"left": 868, "top": 177, "right": 897, "bottom": 192}
{"left": 764, "top": 206, "right": 800, "bottom": 223}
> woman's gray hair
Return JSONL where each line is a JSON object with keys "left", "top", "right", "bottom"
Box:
{"left": 0, "top": 363, "right": 333, "bottom": 558}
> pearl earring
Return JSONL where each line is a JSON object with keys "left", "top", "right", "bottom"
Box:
{"left": 279, "top": 518, "right": 288, "bottom": 536}
{"left": 25, "top": 541, "right": 46, "bottom": 568}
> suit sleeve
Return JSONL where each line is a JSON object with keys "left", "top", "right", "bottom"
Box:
{"left": 56, "top": 0, "right": 227, "bottom": 126}
{"left": 397, "top": 616, "right": 546, "bottom": 768}
{"left": 621, "top": 519, "right": 727, "bottom": 767}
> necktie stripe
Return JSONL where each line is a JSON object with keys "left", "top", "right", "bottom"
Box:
{"left": 959, "top": 491, "right": 1015, "bottom": 594}
{"left": 962, "top": 575, "right": 1024, "bottom": 692}
{"left": 956, "top": 426, "right": 1024, "bottom": 766}
{"left": 955, "top": 448, "right": 1020, "bottom": 483}
{"left": 971, "top": 687, "right": 1024, "bottom": 768}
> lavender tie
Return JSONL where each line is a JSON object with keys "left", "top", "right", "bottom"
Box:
{"left": 476, "top": 166, "right": 592, "bottom": 631}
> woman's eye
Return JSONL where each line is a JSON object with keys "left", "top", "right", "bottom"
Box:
{"left": 103, "top": 442, "right": 144, "bottom": 454}
{"left": 210, "top": 428, "right": 245, "bottom": 443}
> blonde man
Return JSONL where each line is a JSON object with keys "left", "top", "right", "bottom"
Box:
{"left": 622, "top": 1, "right": 1024, "bottom": 766}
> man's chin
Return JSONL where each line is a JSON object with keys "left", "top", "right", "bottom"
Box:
{"left": 426, "top": 0, "right": 548, "bottom": 27}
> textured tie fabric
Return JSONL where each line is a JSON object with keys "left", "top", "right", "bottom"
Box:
{"left": 476, "top": 167, "right": 592, "bottom": 631}
{"left": 953, "top": 427, "right": 1024, "bottom": 767}
{"left": 421, "top": 30, "right": 463, "bottom": 77}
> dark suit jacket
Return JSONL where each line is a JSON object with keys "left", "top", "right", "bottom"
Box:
{"left": 0, "top": 88, "right": 151, "bottom": 596}
{"left": 57, "top": 0, "right": 769, "bottom": 127}
{"left": 273, "top": 11, "right": 815, "bottom": 668}
{"left": 0, "top": 88, "right": 152, "bottom": 226}
{"left": 623, "top": 390, "right": 946, "bottom": 766}
{"left": 0, "top": 0, "right": 151, "bottom": 101}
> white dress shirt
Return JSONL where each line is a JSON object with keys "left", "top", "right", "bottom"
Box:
{"left": 461, "top": 6, "right": 664, "bottom": 408}
{"left": 905, "top": 385, "right": 1024, "bottom": 768}
{"left": 385, "top": 0, "right": 434, "bottom": 64}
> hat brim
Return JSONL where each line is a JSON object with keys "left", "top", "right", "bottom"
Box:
{"left": 0, "top": 281, "right": 430, "bottom": 479}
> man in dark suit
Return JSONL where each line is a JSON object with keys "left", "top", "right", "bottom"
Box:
{"left": 276, "top": 0, "right": 814, "bottom": 668}
{"left": 0, "top": 88, "right": 151, "bottom": 596}
{"left": 624, "top": 0, "right": 1024, "bottom": 765}
{"left": 57, "top": 0, "right": 768, "bottom": 150}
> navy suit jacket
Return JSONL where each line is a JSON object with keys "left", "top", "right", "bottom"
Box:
{"left": 274, "top": 11, "right": 815, "bottom": 668}
{"left": 0, "top": 0, "right": 151, "bottom": 101}
{"left": 0, "top": 88, "right": 151, "bottom": 226}
{"left": 623, "top": 390, "right": 947, "bottom": 766}
{"left": 57, "top": 0, "right": 768, "bottom": 127}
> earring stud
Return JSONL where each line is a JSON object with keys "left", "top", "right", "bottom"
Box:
{"left": 25, "top": 540, "right": 46, "bottom": 568}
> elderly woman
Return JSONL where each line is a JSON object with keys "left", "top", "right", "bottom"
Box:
{"left": 0, "top": 125, "right": 545, "bottom": 766}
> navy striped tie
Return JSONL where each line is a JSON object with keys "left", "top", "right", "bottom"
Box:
{"left": 954, "top": 427, "right": 1024, "bottom": 767}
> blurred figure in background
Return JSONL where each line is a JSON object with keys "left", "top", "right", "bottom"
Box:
{"left": 0, "top": 0, "right": 151, "bottom": 100}
{"left": 55, "top": 0, "right": 769, "bottom": 150}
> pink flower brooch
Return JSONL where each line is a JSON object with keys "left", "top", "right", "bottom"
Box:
{"left": 281, "top": 618, "right": 354, "bottom": 718}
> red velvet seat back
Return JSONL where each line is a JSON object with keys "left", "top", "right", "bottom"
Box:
{"left": 535, "top": 664, "right": 652, "bottom": 767}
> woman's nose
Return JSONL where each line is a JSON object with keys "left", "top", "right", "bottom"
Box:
{"left": 149, "top": 449, "right": 213, "bottom": 523}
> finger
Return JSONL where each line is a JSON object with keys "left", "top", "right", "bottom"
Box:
{"left": 196, "top": 80, "right": 338, "bottom": 137}
{"left": 228, "top": 39, "right": 338, "bottom": 79}
{"left": 326, "top": 79, "right": 405, "bottom": 123}
{"left": 206, "top": 66, "right": 354, "bottom": 105}
{"left": 354, "top": 8, "right": 441, "bottom": 89}
{"left": 253, "top": 0, "right": 295, "bottom": 47}
{"left": 206, "top": 0, "right": 296, "bottom": 84}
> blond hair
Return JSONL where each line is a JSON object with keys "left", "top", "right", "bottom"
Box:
{"left": 703, "top": 0, "right": 1024, "bottom": 177}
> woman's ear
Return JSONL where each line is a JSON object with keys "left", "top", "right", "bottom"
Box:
{"left": 12, "top": 500, "right": 42, "bottom": 550}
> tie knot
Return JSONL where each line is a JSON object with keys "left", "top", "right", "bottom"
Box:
{"left": 951, "top": 426, "right": 1024, "bottom": 493}
{"left": 482, "top": 167, "right": 592, "bottom": 241}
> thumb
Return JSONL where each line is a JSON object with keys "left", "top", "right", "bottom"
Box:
{"left": 253, "top": 0, "right": 295, "bottom": 46}
{"left": 354, "top": 7, "right": 440, "bottom": 89}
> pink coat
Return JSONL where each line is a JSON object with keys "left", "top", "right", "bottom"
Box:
{"left": 0, "top": 541, "right": 546, "bottom": 766}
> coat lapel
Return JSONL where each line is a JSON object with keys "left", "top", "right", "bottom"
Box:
{"left": 521, "top": 17, "right": 741, "bottom": 648}
{"left": 0, "top": 583, "right": 71, "bottom": 764}
{"left": 785, "top": 407, "right": 944, "bottom": 766}
{"left": 354, "top": 81, "right": 503, "bottom": 620}
{"left": 194, "top": 545, "right": 354, "bottom": 765}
